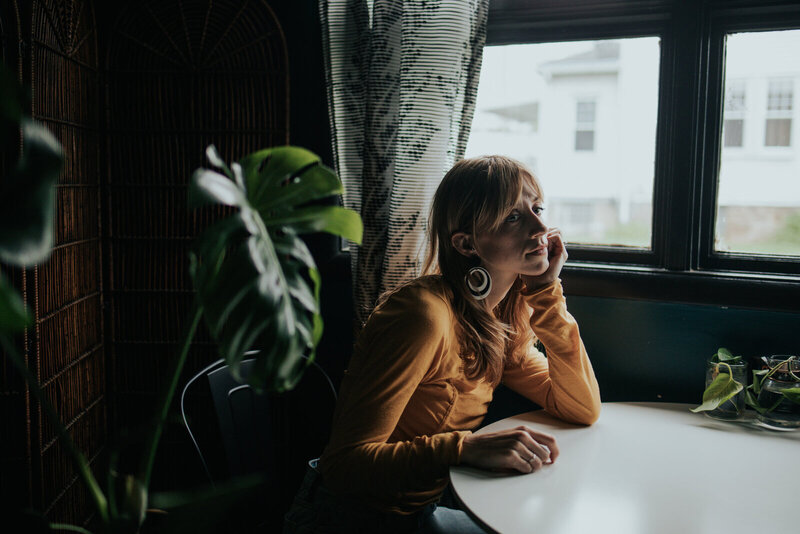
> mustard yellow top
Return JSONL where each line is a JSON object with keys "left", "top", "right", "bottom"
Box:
{"left": 319, "top": 276, "right": 601, "bottom": 514}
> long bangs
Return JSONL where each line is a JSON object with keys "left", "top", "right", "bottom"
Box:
{"left": 473, "top": 156, "right": 540, "bottom": 234}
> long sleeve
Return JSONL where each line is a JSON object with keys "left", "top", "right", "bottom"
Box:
{"left": 501, "top": 279, "right": 601, "bottom": 425}
{"left": 319, "top": 284, "right": 471, "bottom": 513}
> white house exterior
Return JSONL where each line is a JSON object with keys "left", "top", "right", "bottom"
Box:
{"left": 466, "top": 31, "right": 800, "bottom": 252}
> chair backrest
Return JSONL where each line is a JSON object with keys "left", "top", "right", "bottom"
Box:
{"left": 181, "top": 354, "right": 337, "bottom": 484}
{"left": 207, "top": 359, "right": 272, "bottom": 477}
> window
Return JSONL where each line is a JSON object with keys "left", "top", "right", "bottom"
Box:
{"left": 466, "top": 37, "right": 658, "bottom": 249}
{"left": 716, "top": 31, "right": 800, "bottom": 257}
{"left": 765, "top": 78, "right": 793, "bottom": 147}
{"left": 575, "top": 100, "right": 596, "bottom": 151}
{"left": 722, "top": 80, "right": 746, "bottom": 147}
{"left": 480, "top": 0, "right": 800, "bottom": 310}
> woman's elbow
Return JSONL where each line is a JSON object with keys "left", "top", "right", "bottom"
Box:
{"left": 568, "top": 398, "right": 602, "bottom": 426}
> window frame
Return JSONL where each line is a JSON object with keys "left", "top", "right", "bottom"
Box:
{"left": 698, "top": 6, "right": 800, "bottom": 278}
{"left": 485, "top": 0, "right": 800, "bottom": 311}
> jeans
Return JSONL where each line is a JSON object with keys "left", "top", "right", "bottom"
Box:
{"left": 283, "top": 460, "right": 486, "bottom": 534}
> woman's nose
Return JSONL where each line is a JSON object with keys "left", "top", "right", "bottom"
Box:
{"left": 528, "top": 211, "right": 547, "bottom": 236}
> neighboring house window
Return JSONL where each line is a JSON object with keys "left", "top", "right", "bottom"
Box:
{"left": 765, "top": 78, "right": 793, "bottom": 147}
{"left": 575, "top": 100, "right": 596, "bottom": 151}
{"left": 723, "top": 80, "right": 746, "bottom": 147}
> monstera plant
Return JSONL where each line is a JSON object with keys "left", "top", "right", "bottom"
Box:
{"left": 0, "top": 63, "right": 362, "bottom": 533}
{"left": 188, "top": 144, "right": 362, "bottom": 391}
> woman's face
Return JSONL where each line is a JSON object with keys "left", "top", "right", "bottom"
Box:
{"left": 473, "top": 183, "right": 549, "bottom": 282}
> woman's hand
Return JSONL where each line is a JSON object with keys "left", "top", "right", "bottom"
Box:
{"left": 460, "top": 426, "right": 559, "bottom": 474}
{"left": 521, "top": 228, "right": 567, "bottom": 291}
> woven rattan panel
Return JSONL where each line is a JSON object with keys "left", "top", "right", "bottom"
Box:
{"left": 105, "top": 0, "right": 288, "bottom": 490}
{"left": 25, "top": 0, "right": 105, "bottom": 525}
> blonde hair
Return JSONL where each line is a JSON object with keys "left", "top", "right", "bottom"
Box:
{"left": 422, "top": 155, "right": 543, "bottom": 385}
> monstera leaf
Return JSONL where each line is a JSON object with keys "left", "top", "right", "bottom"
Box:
{"left": 189, "top": 145, "right": 362, "bottom": 392}
{"left": 0, "top": 119, "right": 62, "bottom": 268}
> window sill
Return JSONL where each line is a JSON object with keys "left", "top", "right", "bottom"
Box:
{"left": 561, "top": 262, "right": 800, "bottom": 312}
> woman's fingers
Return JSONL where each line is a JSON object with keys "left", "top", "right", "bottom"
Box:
{"left": 509, "top": 429, "right": 550, "bottom": 464}
{"left": 545, "top": 227, "right": 567, "bottom": 263}
{"left": 461, "top": 427, "right": 559, "bottom": 474}
{"left": 521, "top": 427, "right": 560, "bottom": 463}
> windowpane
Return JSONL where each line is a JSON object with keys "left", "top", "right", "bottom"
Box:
{"left": 716, "top": 30, "right": 800, "bottom": 256}
{"left": 765, "top": 118, "right": 792, "bottom": 146}
{"left": 466, "top": 37, "right": 660, "bottom": 248}
{"left": 767, "top": 79, "right": 793, "bottom": 111}
{"left": 724, "top": 119, "right": 744, "bottom": 147}
{"left": 575, "top": 130, "right": 595, "bottom": 151}
{"left": 577, "top": 101, "right": 596, "bottom": 123}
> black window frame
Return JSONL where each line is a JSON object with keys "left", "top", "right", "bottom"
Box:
{"left": 486, "top": 0, "right": 800, "bottom": 312}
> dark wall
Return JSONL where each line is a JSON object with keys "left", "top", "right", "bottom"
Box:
{"left": 485, "top": 294, "right": 800, "bottom": 424}
{"left": 570, "top": 295, "right": 799, "bottom": 403}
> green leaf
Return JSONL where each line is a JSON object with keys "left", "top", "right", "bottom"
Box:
{"left": 267, "top": 205, "right": 363, "bottom": 243}
{"left": 253, "top": 163, "right": 343, "bottom": 211}
{"left": 691, "top": 372, "right": 744, "bottom": 413}
{"left": 204, "top": 145, "right": 232, "bottom": 178}
{"left": 189, "top": 145, "right": 360, "bottom": 392}
{"left": 717, "top": 347, "right": 732, "bottom": 359}
{"left": 714, "top": 347, "right": 742, "bottom": 363}
{"left": 188, "top": 169, "right": 246, "bottom": 208}
{"left": 781, "top": 388, "right": 800, "bottom": 405}
{"left": 752, "top": 369, "right": 768, "bottom": 395}
{"left": 0, "top": 273, "right": 31, "bottom": 332}
{"left": 116, "top": 474, "right": 148, "bottom": 527}
{"left": 744, "top": 389, "right": 766, "bottom": 413}
{"left": 0, "top": 120, "right": 63, "bottom": 266}
{"left": 49, "top": 523, "right": 93, "bottom": 534}
{"left": 239, "top": 146, "right": 320, "bottom": 200}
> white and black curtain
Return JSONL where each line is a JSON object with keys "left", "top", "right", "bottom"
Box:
{"left": 319, "top": 0, "right": 489, "bottom": 323}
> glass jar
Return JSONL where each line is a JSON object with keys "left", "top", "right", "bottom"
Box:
{"left": 756, "top": 356, "right": 800, "bottom": 431}
{"left": 704, "top": 359, "right": 748, "bottom": 420}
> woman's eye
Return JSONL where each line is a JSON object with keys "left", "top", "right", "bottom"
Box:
{"left": 533, "top": 206, "right": 545, "bottom": 216}
{"left": 505, "top": 213, "right": 521, "bottom": 223}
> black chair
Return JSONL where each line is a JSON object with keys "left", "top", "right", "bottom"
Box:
{"left": 181, "top": 353, "right": 337, "bottom": 485}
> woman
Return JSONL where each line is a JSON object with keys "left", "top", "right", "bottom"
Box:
{"left": 285, "top": 155, "right": 601, "bottom": 533}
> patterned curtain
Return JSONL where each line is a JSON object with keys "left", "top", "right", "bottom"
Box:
{"left": 319, "top": 0, "right": 489, "bottom": 323}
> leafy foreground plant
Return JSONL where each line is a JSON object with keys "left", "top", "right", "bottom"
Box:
{"left": 692, "top": 348, "right": 800, "bottom": 419}
{"left": 1, "top": 65, "right": 363, "bottom": 533}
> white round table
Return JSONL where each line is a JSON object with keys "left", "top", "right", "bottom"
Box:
{"left": 450, "top": 402, "right": 800, "bottom": 534}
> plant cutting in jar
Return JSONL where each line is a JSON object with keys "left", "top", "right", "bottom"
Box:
{"left": 745, "top": 355, "right": 800, "bottom": 416}
{"left": 692, "top": 348, "right": 800, "bottom": 419}
{"left": 691, "top": 348, "right": 746, "bottom": 415}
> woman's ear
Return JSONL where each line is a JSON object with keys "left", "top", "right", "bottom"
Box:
{"left": 451, "top": 232, "right": 477, "bottom": 258}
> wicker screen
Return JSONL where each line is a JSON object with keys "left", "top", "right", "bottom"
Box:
{"left": 27, "top": 0, "right": 105, "bottom": 525}
{"left": 105, "top": 0, "right": 289, "bottom": 490}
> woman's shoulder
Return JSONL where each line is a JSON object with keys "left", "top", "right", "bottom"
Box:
{"left": 379, "top": 274, "right": 452, "bottom": 309}
{"left": 367, "top": 275, "right": 454, "bottom": 330}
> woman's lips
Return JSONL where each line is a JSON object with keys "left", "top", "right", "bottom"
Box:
{"left": 526, "top": 245, "right": 547, "bottom": 256}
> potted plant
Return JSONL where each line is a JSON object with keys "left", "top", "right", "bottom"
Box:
{"left": 748, "top": 355, "right": 800, "bottom": 430}
{"left": 690, "top": 348, "right": 748, "bottom": 420}
{"left": 0, "top": 65, "right": 363, "bottom": 532}
{"left": 692, "top": 347, "right": 800, "bottom": 430}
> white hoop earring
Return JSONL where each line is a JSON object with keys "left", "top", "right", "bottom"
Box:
{"left": 466, "top": 266, "right": 492, "bottom": 300}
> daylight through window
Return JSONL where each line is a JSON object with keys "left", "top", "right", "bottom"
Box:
{"left": 466, "top": 37, "right": 660, "bottom": 248}
{"left": 715, "top": 30, "right": 800, "bottom": 257}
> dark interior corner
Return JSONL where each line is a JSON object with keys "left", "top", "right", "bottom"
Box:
{"left": 1, "top": 0, "right": 798, "bottom": 532}
{"left": 1, "top": 0, "right": 346, "bottom": 531}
